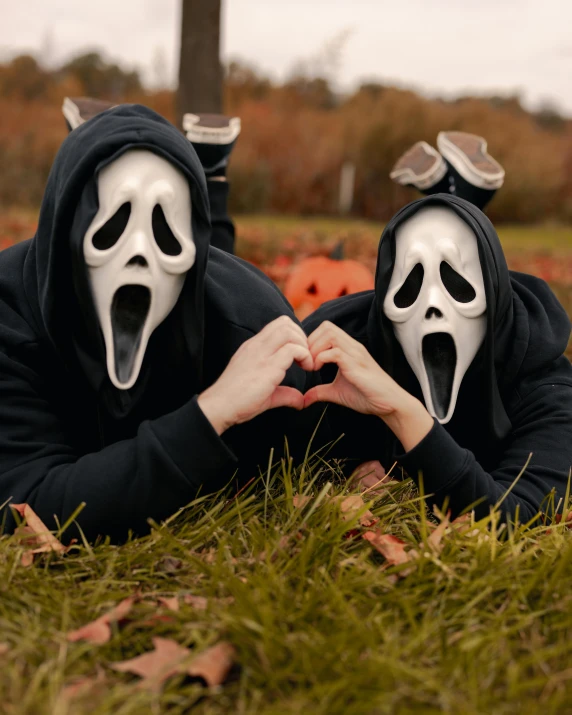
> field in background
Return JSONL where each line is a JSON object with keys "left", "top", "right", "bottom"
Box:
{"left": 237, "top": 217, "right": 572, "bottom": 357}
{"left": 2, "top": 210, "right": 571, "bottom": 357}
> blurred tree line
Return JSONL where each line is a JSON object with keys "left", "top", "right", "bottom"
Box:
{"left": 1, "top": 50, "right": 572, "bottom": 224}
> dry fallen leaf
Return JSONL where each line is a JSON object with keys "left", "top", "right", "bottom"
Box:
{"left": 112, "top": 637, "right": 189, "bottom": 692}
{"left": 157, "top": 596, "right": 180, "bottom": 612}
{"left": 61, "top": 667, "right": 107, "bottom": 701}
{"left": 450, "top": 513, "right": 473, "bottom": 533}
{"left": 186, "top": 641, "right": 236, "bottom": 687}
{"left": 156, "top": 555, "right": 184, "bottom": 573}
{"left": 554, "top": 511, "right": 572, "bottom": 527}
{"left": 183, "top": 594, "right": 209, "bottom": 610}
{"left": 0, "top": 643, "right": 10, "bottom": 655}
{"left": 427, "top": 513, "right": 451, "bottom": 554}
{"left": 67, "top": 597, "right": 136, "bottom": 644}
{"left": 334, "top": 495, "right": 378, "bottom": 528}
{"left": 292, "top": 494, "right": 312, "bottom": 508}
{"left": 11, "top": 503, "right": 69, "bottom": 566}
{"left": 111, "top": 637, "right": 236, "bottom": 692}
{"left": 362, "top": 531, "right": 419, "bottom": 574}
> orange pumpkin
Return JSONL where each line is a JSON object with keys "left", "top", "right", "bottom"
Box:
{"left": 284, "top": 246, "right": 375, "bottom": 320}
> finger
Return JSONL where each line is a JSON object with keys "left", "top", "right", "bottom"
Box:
{"left": 269, "top": 386, "right": 304, "bottom": 411}
{"left": 313, "top": 347, "right": 349, "bottom": 372}
{"left": 349, "top": 460, "right": 387, "bottom": 485}
{"left": 273, "top": 343, "right": 314, "bottom": 372}
{"left": 308, "top": 321, "right": 357, "bottom": 360}
{"left": 261, "top": 319, "right": 309, "bottom": 355}
{"left": 303, "top": 383, "right": 340, "bottom": 408}
{"left": 262, "top": 315, "right": 308, "bottom": 345}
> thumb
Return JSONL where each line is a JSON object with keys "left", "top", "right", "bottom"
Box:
{"left": 269, "top": 386, "right": 305, "bottom": 411}
{"left": 303, "top": 383, "right": 339, "bottom": 408}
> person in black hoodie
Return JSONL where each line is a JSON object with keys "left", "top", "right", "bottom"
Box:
{"left": 62, "top": 97, "right": 240, "bottom": 255}
{"left": 0, "top": 104, "right": 316, "bottom": 543}
{"left": 303, "top": 194, "right": 572, "bottom": 523}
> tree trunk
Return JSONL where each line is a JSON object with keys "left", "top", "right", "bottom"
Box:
{"left": 177, "top": 0, "right": 223, "bottom": 126}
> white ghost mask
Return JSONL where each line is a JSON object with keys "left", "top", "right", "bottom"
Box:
{"left": 383, "top": 206, "right": 487, "bottom": 423}
{"left": 84, "top": 149, "right": 196, "bottom": 390}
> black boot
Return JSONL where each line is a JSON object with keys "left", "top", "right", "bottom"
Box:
{"left": 437, "top": 131, "right": 504, "bottom": 211}
{"left": 182, "top": 113, "right": 241, "bottom": 254}
{"left": 182, "top": 113, "right": 241, "bottom": 178}
{"left": 390, "top": 141, "right": 450, "bottom": 195}
{"left": 62, "top": 97, "right": 115, "bottom": 132}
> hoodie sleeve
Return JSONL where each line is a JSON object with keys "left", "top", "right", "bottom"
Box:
{"left": 396, "top": 380, "right": 572, "bottom": 523}
{"left": 207, "top": 180, "right": 235, "bottom": 254}
{"left": 0, "top": 346, "right": 238, "bottom": 543}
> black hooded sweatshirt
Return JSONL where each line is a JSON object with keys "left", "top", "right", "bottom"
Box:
{"left": 0, "top": 105, "right": 312, "bottom": 542}
{"left": 303, "top": 195, "right": 572, "bottom": 523}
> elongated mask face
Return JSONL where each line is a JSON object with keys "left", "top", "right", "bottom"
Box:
{"left": 84, "top": 149, "right": 196, "bottom": 389}
{"left": 383, "top": 207, "right": 486, "bottom": 423}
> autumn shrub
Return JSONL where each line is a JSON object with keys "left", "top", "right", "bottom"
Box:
{"left": 2, "top": 53, "right": 572, "bottom": 223}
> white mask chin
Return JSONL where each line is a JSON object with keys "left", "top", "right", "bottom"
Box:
{"left": 83, "top": 149, "right": 196, "bottom": 390}
{"left": 383, "top": 206, "right": 486, "bottom": 424}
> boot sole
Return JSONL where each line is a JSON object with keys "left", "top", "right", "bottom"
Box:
{"left": 437, "top": 132, "right": 504, "bottom": 190}
{"left": 182, "top": 113, "right": 241, "bottom": 145}
{"left": 390, "top": 142, "right": 447, "bottom": 191}
{"left": 62, "top": 97, "right": 115, "bottom": 129}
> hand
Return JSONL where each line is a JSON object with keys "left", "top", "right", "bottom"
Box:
{"left": 304, "top": 322, "right": 433, "bottom": 451}
{"left": 198, "top": 316, "right": 313, "bottom": 435}
{"left": 304, "top": 322, "right": 407, "bottom": 416}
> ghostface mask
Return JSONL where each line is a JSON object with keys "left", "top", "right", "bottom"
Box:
{"left": 83, "top": 149, "right": 196, "bottom": 390}
{"left": 383, "top": 206, "right": 487, "bottom": 423}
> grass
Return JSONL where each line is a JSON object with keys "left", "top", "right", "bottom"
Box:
{"left": 1, "top": 454, "right": 571, "bottom": 714}
{"left": 234, "top": 214, "right": 572, "bottom": 256}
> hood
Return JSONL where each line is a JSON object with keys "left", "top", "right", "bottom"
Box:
{"left": 23, "top": 104, "right": 211, "bottom": 417}
{"left": 367, "top": 193, "right": 571, "bottom": 441}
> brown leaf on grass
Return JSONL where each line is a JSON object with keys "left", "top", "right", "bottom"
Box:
{"left": 362, "top": 531, "right": 419, "bottom": 568}
{"left": 111, "top": 637, "right": 189, "bottom": 692}
{"left": 61, "top": 667, "right": 107, "bottom": 701}
{"left": 0, "top": 643, "right": 10, "bottom": 655}
{"left": 545, "top": 510, "right": 572, "bottom": 534}
{"left": 334, "top": 495, "right": 378, "bottom": 528}
{"left": 554, "top": 511, "right": 572, "bottom": 527}
{"left": 197, "top": 548, "right": 217, "bottom": 564}
{"left": 157, "top": 596, "right": 180, "bottom": 612}
{"left": 156, "top": 555, "right": 184, "bottom": 573}
{"left": 294, "top": 492, "right": 378, "bottom": 528}
{"left": 111, "top": 638, "right": 236, "bottom": 692}
{"left": 258, "top": 532, "right": 303, "bottom": 562}
{"left": 427, "top": 513, "right": 451, "bottom": 554}
{"left": 183, "top": 594, "right": 209, "bottom": 610}
{"left": 11, "top": 503, "right": 69, "bottom": 566}
{"left": 292, "top": 494, "right": 312, "bottom": 508}
{"left": 186, "top": 641, "right": 236, "bottom": 687}
{"left": 67, "top": 597, "right": 136, "bottom": 644}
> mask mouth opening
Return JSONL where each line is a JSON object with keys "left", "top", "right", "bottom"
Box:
{"left": 111, "top": 284, "right": 151, "bottom": 385}
{"left": 422, "top": 332, "right": 456, "bottom": 420}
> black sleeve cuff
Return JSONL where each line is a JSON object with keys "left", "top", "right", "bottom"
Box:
{"left": 150, "top": 395, "right": 238, "bottom": 490}
{"left": 396, "top": 419, "right": 469, "bottom": 495}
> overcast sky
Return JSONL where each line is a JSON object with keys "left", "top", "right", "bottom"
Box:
{"left": 2, "top": 0, "right": 572, "bottom": 114}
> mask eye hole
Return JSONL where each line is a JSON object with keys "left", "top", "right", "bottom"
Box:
{"left": 152, "top": 204, "right": 182, "bottom": 256}
{"left": 92, "top": 202, "right": 131, "bottom": 250}
{"left": 440, "top": 261, "right": 476, "bottom": 303}
{"left": 307, "top": 283, "right": 318, "bottom": 295}
{"left": 394, "top": 263, "right": 424, "bottom": 308}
